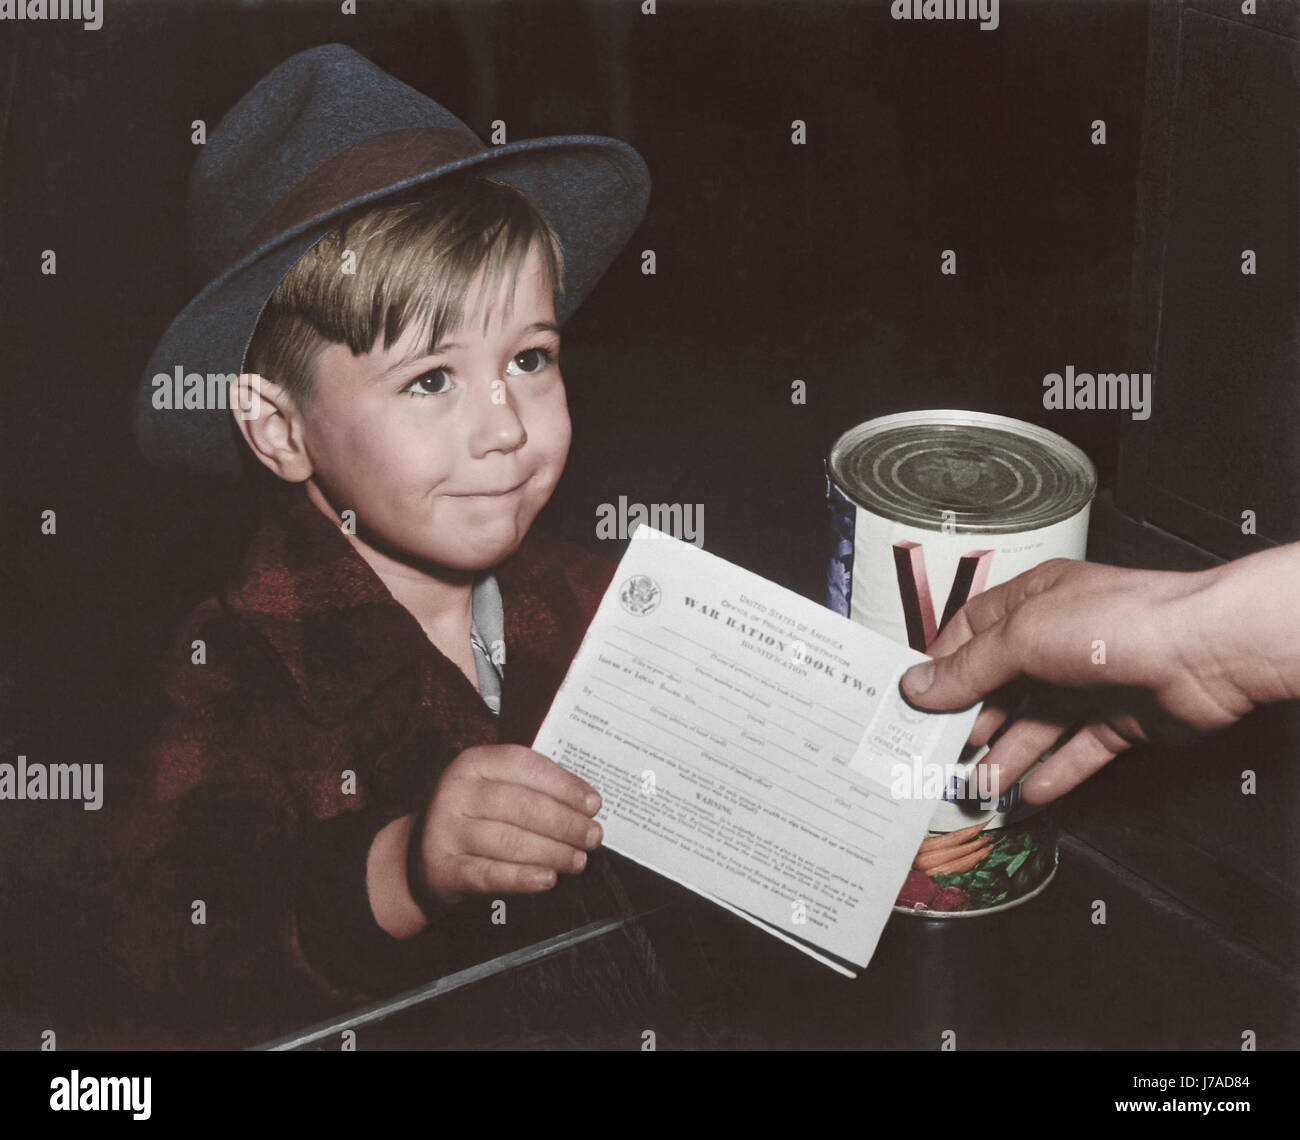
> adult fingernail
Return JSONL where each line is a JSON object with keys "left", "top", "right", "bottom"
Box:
{"left": 572, "top": 850, "right": 587, "bottom": 871}
{"left": 584, "top": 793, "right": 601, "bottom": 814}
{"left": 586, "top": 823, "right": 602, "bottom": 847}
{"left": 902, "top": 661, "right": 935, "bottom": 698}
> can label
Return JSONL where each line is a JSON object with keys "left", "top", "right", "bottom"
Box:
{"left": 826, "top": 476, "right": 1089, "bottom": 652}
{"left": 824, "top": 411, "right": 1095, "bottom": 916}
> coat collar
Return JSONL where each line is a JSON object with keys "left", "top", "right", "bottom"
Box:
{"left": 221, "top": 483, "right": 433, "bottom": 723}
{"left": 220, "top": 483, "right": 606, "bottom": 737}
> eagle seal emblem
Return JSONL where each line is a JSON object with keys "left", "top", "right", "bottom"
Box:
{"left": 618, "top": 574, "right": 661, "bottom": 616}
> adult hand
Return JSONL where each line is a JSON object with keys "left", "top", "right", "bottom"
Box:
{"left": 898, "top": 544, "right": 1300, "bottom": 803}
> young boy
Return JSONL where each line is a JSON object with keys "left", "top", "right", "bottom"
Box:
{"left": 112, "top": 45, "right": 668, "bottom": 1048}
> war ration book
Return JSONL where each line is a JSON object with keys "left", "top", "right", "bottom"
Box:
{"left": 533, "top": 527, "right": 981, "bottom": 976}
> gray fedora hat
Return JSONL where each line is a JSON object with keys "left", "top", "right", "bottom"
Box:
{"left": 135, "top": 43, "right": 650, "bottom": 479}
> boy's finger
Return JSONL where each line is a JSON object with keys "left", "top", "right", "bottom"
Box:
{"left": 467, "top": 778, "right": 604, "bottom": 850}
{"left": 461, "top": 819, "right": 591, "bottom": 874}
{"left": 469, "top": 745, "right": 602, "bottom": 814}
{"left": 445, "top": 854, "right": 560, "bottom": 895}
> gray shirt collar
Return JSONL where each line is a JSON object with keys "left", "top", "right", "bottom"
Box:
{"left": 469, "top": 572, "right": 505, "bottom": 715}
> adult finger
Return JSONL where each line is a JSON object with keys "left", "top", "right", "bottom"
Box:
{"left": 928, "top": 562, "right": 1070, "bottom": 657}
{"left": 899, "top": 577, "right": 1027, "bottom": 708}
{"left": 900, "top": 621, "right": 1025, "bottom": 712}
{"left": 902, "top": 559, "right": 1078, "bottom": 708}
{"left": 967, "top": 682, "right": 1035, "bottom": 748}
{"left": 1018, "top": 722, "right": 1129, "bottom": 803}
{"left": 968, "top": 704, "right": 1009, "bottom": 748}
{"left": 977, "top": 715, "right": 1068, "bottom": 799}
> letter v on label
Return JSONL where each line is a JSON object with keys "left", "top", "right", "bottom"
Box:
{"left": 891, "top": 542, "right": 994, "bottom": 651}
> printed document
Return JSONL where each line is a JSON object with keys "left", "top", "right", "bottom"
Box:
{"left": 534, "top": 528, "right": 980, "bottom": 973}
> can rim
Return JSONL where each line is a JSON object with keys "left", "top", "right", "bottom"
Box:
{"left": 827, "top": 410, "right": 1098, "bottom": 535}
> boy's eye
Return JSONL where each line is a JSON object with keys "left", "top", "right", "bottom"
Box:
{"left": 506, "top": 346, "right": 554, "bottom": 376}
{"left": 403, "top": 369, "right": 452, "bottom": 397}
{"left": 401, "top": 346, "right": 554, "bottom": 395}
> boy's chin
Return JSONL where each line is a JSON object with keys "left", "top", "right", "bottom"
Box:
{"left": 413, "top": 526, "right": 532, "bottom": 575}
{"left": 427, "top": 541, "right": 523, "bottom": 574}
{"left": 348, "top": 520, "right": 528, "bottom": 580}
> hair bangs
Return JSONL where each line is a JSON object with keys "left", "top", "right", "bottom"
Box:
{"left": 244, "top": 174, "right": 565, "bottom": 409}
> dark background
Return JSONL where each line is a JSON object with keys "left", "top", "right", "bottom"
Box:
{"left": 0, "top": 0, "right": 1295, "bottom": 1051}
{"left": 0, "top": 0, "right": 1149, "bottom": 761}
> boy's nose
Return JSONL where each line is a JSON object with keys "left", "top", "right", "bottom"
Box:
{"left": 467, "top": 379, "right": 527, "bottom": 457}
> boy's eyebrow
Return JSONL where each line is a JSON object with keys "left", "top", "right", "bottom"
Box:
{"left": 373, "top": 321, "right": 562, "bottom": 382}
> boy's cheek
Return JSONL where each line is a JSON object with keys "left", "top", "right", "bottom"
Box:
{"left": 524, "top": 406, "right": 571, "bottom": 486}
{"left": 545, "top": 396, "right": 573, "bottom": 466}
{"left": 543, "top": 440, "right": 571, "bottom": 495}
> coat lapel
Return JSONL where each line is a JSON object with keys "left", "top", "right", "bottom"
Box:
{"left": 222, "top": 484, "right": 612, "bottom": 760}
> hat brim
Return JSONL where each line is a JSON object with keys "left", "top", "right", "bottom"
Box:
{"left": 135, "top": 134, "right": 648, "bottom": 479}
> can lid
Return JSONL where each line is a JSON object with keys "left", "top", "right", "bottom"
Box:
{"left": 827, "top": 410, "right": 1097, "bottom": 534}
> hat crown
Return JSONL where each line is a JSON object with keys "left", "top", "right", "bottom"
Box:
{"left": 188, "top": 44, "right": 476, "bottom": 283}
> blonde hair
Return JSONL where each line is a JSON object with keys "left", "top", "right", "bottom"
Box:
{"left": 245, "top": 174, "right": 565, "bottom": 408}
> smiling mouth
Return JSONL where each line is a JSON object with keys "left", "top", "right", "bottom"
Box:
{"left": 449, "top": 479, "right": 528, "bottom": 499}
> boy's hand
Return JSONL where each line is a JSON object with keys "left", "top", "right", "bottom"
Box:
{"left": 414, "top": 745, "right": 604, "bottom": 906}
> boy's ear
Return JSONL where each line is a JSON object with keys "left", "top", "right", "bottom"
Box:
{"left": 231, "top": 373, "right": 313, "bottom": 483}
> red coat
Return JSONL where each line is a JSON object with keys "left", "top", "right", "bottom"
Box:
{"left": 101, "top": 483, "right": 616, "bottom": 1048}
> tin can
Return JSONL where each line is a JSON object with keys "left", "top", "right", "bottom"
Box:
{"left": 824, "top": 410, "right": 1097, "bottom": 917}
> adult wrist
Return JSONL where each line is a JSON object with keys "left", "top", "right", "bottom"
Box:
{"left": 1176, "top": 553, "right": 1296, "bottom": 708}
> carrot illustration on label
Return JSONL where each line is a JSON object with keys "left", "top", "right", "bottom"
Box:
{"left": 916, "top": 820, "right": 992, "bottom": 855}
{"left": 914, "top": 836, "right": 993, "bottom": 872}
{"left": 927, "top": 843, "right": 996, "bottom": 876}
